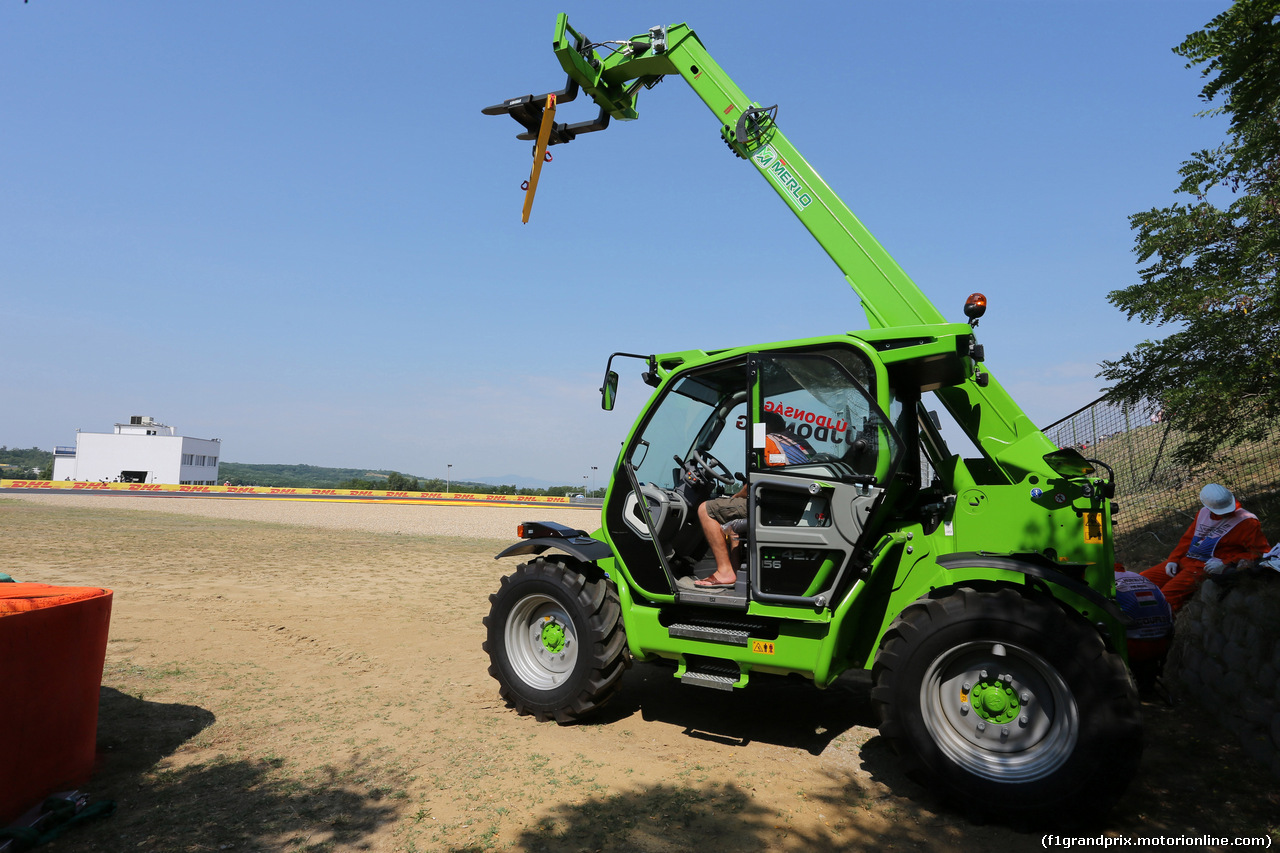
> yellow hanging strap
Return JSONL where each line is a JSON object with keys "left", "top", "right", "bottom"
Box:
{"left": 521, "top": 93, "right": 557, "bottom": 224}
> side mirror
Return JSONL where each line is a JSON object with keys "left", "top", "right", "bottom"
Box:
{"left": 601, "top": 370, "right": 619, "bottom": 411}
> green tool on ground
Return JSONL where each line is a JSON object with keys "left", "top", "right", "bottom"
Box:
{"left": 481, "top": 15, "right": 1140, "bottom": 824}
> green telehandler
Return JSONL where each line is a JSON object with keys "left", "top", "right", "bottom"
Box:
{"left": 482, "top": 15, "right": 1140, "bottom": 822}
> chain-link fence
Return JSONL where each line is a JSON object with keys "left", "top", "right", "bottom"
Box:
{"left": 1041, "top": 398, "right": 1280, "bottom": 568}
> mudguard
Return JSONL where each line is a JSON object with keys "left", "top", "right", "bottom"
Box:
{"left": 495, "top": 533, "right": 614, "bottom": 564}
{"left": 935, "top": 552, "right": 1129, "bottom": 626}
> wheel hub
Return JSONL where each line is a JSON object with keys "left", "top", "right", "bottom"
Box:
{"left": 969, "top": 676, "right": 1021, "bottom": 724}
{"left": 541, "top": 618, "right": 567, "bottom": 653}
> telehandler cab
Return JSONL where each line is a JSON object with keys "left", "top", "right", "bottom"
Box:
{"left": 482, "top": 15, "right": 1140, "bottom": 821}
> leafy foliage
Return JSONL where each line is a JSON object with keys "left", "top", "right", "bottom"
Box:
{"left": 215, "top": 462, "right": 400, "bottom": 488}
{"left": 1101, "top": 0, "right": 1280, "bottom": 464}
{"left": 0, "top": 446, "right": 54, "bottom": 479}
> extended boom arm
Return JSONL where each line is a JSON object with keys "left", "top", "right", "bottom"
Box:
{"left": 484, "top": 14, "right": 944, "bottom": 330}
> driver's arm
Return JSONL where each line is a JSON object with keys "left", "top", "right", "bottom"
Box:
{"left": 732, "top": 483, "right": 748, "bottom": 499}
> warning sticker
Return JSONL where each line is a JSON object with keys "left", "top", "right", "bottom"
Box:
{"left": 751, "top": 640, "right": 775, "bottom": 655}
{"left": 1082, "top": 512, "right": 1104, "bottom": 545}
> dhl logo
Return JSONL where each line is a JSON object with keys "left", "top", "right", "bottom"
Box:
{"left": 269, "top": 488, "right": 297, "bottom": 494}
{"left": 9, "top": 481, "right": 53, "bottom": 488}
{"left": 228, "top": 487, "right": 256, "bottom": 493}
{"left": 350, "top": 490, "right": 373, "bottom": 496}
{"left": 312, "top": 489, "right": 337, "bottom": 495}
{"left": 454, "top": 493, "right": 476, "bottom": 499}
{"left": 180, "top": 485, "right": 212, "bottom": 492}
{"left": 386, "top": 491, "right": 409, "bottom": 497}
{"left": 128, "top": 484, "right": 163, "bottom": 491}
{"left": 73, "top": 482, "right": 110, "bottom": 490}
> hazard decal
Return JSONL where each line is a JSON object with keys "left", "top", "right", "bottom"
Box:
{"left": 1082, "top": 512, "right": 1104, "bottom": 545}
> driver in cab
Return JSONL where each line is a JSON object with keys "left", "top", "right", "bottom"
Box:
{"left": 682, "top": 411, "right": 812, "bottom": 590}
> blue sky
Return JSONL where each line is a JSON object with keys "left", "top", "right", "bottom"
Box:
{"left": 1, "top": 1, "right": 1229, "bottom": 485}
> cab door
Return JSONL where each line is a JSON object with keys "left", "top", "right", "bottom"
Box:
{"left": 747, "top": 350, "right": 903, "bottom": 606}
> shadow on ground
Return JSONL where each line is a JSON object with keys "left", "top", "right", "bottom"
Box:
{"left": 67, "top": 688, "right": 401, "bottom": 852}
{"left": 595, "top": 662, "right": 882, "bottom": 756}
{"left": 571, "top": 664, "right": 1280, "bottom": 845}
{"left": 459, "top": 777, "right": 959, "bottom": 853}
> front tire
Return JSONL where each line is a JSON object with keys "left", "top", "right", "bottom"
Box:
{"left": 871, "top": 587, "right": 1141, "bottom": 822}
{"left": 483, "top": 558, "right": 629, "bottom": 723}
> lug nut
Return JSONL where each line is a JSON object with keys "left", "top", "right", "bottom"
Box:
{"left": 1020, "top": 692, "right": 1030, "bottom": 703}
{"left": 963, "top": 681, "right": 971, "bottom": 692}
{"left": 960, "top": 703, "right": 969, "bottom": 715}
{"left": 1019, "top": 715, "right": 1029, "bottom": 726}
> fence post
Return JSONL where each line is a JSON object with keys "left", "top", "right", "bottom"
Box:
{"left": 1146, "top": 422, "right": 1172, "bottom": 488}
{"left": 1123, "top": 405, "right": 1137, "bottom": 487}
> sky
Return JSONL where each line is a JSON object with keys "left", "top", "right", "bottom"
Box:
{"left": 1, "top": 1, "right": 1231, "bottom": 486}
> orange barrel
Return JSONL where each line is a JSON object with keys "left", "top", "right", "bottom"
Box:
{"left": 0, "top": 583, "right": 113, "bottom": 824}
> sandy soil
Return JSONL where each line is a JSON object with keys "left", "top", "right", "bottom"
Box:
{"left": 2, "top": 493, "right": 1275, "bottom": 852}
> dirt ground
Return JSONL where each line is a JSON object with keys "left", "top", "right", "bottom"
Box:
{"left": 2, "top": 493, "right": 1276, "bottom": 852}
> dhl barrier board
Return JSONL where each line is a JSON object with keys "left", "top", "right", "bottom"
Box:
{"left": 0, "top": 480, "right": 577, "bottom": 505}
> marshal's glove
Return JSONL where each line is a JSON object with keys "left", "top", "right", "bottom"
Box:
{"left": 1203, "top": 557, "right": 1227, "bottom": 575}
{"left": 1165, "top": 562, "right": 1180, "bottom": 577}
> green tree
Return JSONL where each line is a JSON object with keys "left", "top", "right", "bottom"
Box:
{"left": 1100, "top": 0, "right": 1280, "bottom": 464}
{"left": 385, "top": 471, "right": 422, "bottom": 491}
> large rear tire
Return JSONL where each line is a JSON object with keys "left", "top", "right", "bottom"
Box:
{"left": 871, "top": 587, "right": 1141, "bottom": 822}
{"left": 483, "top": 557, "right": 629, "bottom": 723}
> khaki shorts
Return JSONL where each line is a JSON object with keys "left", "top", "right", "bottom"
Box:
{"left": 703, "top": 495, "right": 747, "bottom": 525}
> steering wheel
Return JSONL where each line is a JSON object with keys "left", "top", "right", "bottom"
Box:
{"left": 684, "top": 449, "right": 736, "bottom": 486}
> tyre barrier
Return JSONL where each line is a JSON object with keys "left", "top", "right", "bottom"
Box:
{"left": 1164, "top": 569, "right": 1280, "bottom": 779}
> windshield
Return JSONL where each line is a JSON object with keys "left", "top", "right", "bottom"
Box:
{"left": 629, "top": 361, "right": 747, "bottom": 488}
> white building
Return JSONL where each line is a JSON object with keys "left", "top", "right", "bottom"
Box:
{"left": 52, "top": 416, "right": 221, "bottom": 485}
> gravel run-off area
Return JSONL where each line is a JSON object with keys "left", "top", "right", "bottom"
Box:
{"left": 3, "top": 492, "right": 599, "bottom": 539}
{"left": 4, "top": 490, "right": 1277, "bottom": 852}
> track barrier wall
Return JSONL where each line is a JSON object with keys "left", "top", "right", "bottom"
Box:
{"left": 0, "top": 480, "right": 575, "bottom": 505}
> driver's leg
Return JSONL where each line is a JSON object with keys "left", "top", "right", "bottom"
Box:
{"left": 697, "top": 497, "right": 744, "bottom": 586}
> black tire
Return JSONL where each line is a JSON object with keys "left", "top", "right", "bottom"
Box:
{"left": 871, "top": 586, "right": 1141, "bottom": 822}
{"left": 482, "top": 557, "right": 630, "bottom": 723}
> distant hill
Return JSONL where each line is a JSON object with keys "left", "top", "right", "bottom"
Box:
{"left": 216, "top": 462, "right": 586, "bottom": 494}
{"left": 215, "top": 462, "right": 406, "bottom": 488}
{"left": 471, "top": 474, "right": 581, "bottom": 490}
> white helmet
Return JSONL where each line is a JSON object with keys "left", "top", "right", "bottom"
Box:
{"left": 1199, "top": 483, "right": 1236, "bottom": 515}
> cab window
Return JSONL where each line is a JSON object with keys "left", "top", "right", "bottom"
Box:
{"left": 755, "top": 352, "right": 902, "bottom": 482}
{"left": 629, "top": 361, "right": 747, "bottom": 488}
